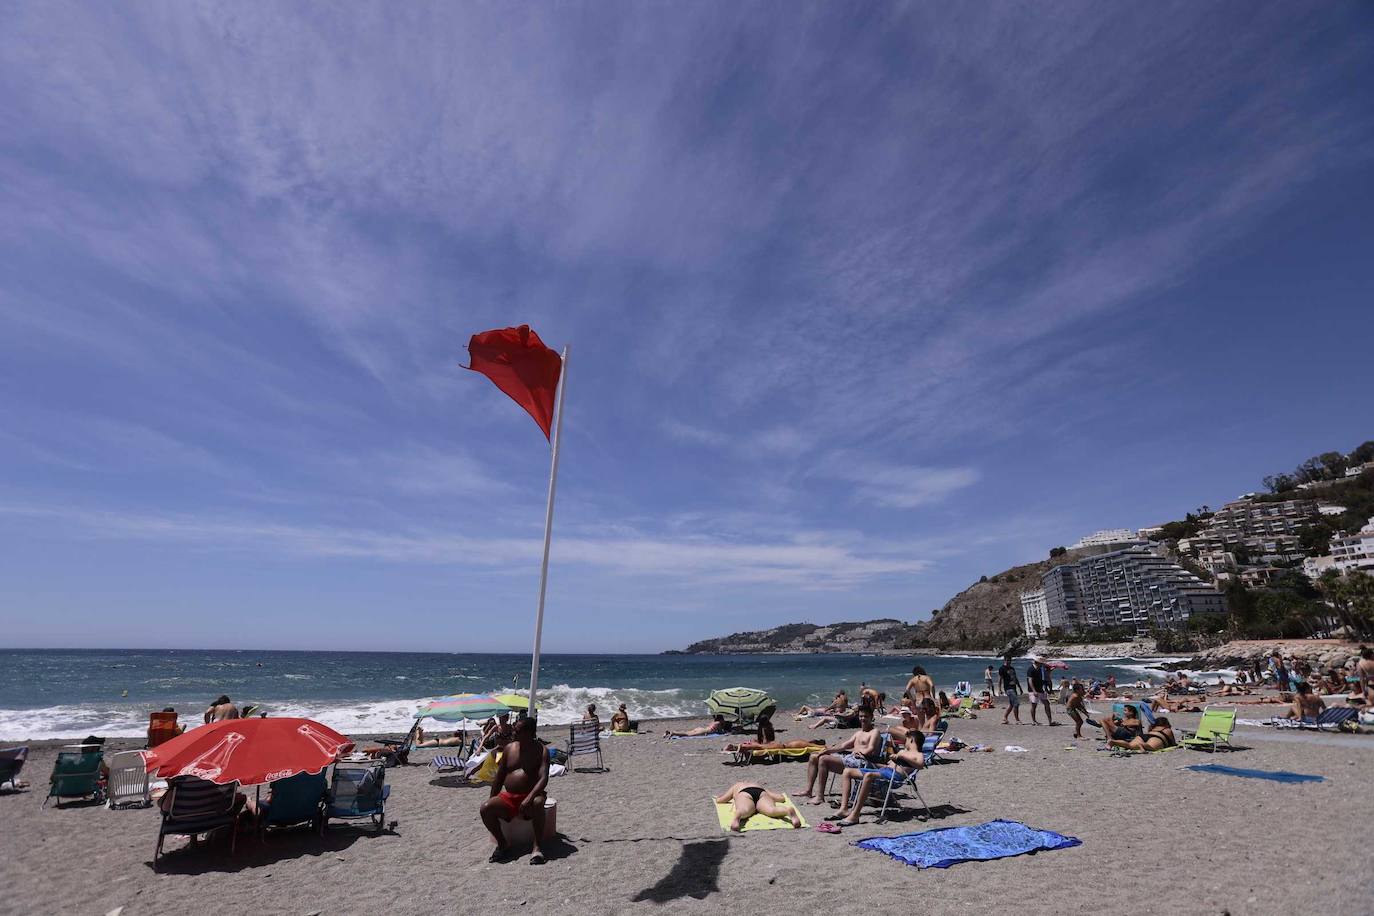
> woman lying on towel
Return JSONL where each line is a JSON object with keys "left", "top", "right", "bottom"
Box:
{"left": 724, "top": 739, "right": 826, "bottom": 754}
{"left": 715, "top": 781, "right": 803, "bottom": 831}
{"left": 664, "top": 715, "right": 729, "bottom": 738}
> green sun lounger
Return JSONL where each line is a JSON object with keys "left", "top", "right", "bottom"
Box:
{"left": 1182, "top": 707, "right": 1236, "bottom": 752}
{"left": 43, "top": 750, "right": 104, "bottom": 808}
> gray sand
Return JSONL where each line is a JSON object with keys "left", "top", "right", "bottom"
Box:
{"left": 2, "top": 706, "right": 1370, "bottom": 916}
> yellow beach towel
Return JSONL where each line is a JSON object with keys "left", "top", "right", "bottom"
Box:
{"left": 714, "top": 794, "right": 808, "bottom": 832}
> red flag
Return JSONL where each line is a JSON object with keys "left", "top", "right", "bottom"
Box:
{"left": 465, "top": 325, "right": 562, "bottom": 440}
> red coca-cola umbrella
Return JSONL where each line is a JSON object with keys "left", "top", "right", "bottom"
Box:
{"left": 141, "top": 717, "right": 354, "bottom": 786}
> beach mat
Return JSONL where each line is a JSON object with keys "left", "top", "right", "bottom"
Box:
{"left": 714, "top": 794, "right": 808, "bottom": 832}
{"left": 855, "top": 819, "right": 1081, "bottom": 869}
{"left": 1184, "top": 764, "right": 1325, "bottom": 784}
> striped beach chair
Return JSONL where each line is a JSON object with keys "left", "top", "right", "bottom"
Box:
{"left": 567, "top": 721, "right": 606, "bottom": 772}
{"left": 154, "top": 777, "right": 242, "bottom": 868}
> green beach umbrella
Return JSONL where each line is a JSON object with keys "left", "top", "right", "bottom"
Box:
{"left": 706, "top": 687, "right": 776, "bottom": 724}
{"left": 417, "top": 693, "right": 513, "bottom": 723}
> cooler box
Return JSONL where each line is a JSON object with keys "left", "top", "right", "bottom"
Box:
{"left": 499, "top": 798, "right": 557, "bottom": 848}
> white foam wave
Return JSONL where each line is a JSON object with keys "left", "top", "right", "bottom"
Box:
{"left": 0, "top": 684, "right": 707, "bottom": 740}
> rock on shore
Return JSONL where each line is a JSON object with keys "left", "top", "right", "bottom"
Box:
{"left": 1168, "top": 639, "right": 1363, "bottom": 673}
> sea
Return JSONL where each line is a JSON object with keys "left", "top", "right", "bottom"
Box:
{"left": 0, "top": 649, "right": 1183, "bottom": 740}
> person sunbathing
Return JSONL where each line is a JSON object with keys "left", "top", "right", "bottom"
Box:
{"left": 715, "top": 781, "right": 802, "bottom": 831}
{"left": 481, "top": 713, "right": 514, "bottom": 750}
{"left": 823, "top": 691, "right": 850, "bottom": 714}
{"left": 664, "top": 715, "right": 729, "bottom": 738}
{"left": 796, "top": 706, "right": 881, "bottom": 805}
{"left": 913, "top": 698, "right": 941, "bottom": 734}
{"left": 1098, "top": 708, "right": 1142, "bottom": 744}
{"left": 1284, "top": 683, "right": 1326, "bottom": 721}
{"left": 726, "top": 738, "right": 825, "bottom": 753}
{"left": 414, "top": 727, "right": 468, "bottom": 749}
{"left": 610, "top": 704, "right": 637, "bottom": 732}
{"left": 887, "top": 708, "right": 922, "bottom": 744}
{"left": 828, "top": 728, "right": 926, "bottom": 826}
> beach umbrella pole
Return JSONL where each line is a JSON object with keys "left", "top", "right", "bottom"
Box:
{"left": 526, "top": 346, "right": 567, "bottom": 724}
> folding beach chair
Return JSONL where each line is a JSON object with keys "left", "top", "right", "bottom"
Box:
{"left": 845, "top": 737, "right": 937, "bottom": 823}
{"left": 0, "top": 747, "right": 28, "bottom": 791}
{"left": 567, "top": 721, "right": 606, "bottom": 772}
{"left": 259, "top": 770, "right": 327, "bottom": 837}
{"left": 154, "top": 776, "right": 242, "bottom": 868}
{"left": 146, "top": 711, "right": 181, "bottom": 748}
{"left": 1182, "top": 707, "right": 1237, "bottom": 752}
{"left": 107, "top": 750, "right": 151, "bottom": 809}
{"left": 1269, "top": 706, "right": 1360, "bottom": 731}
{"left": 323, "top": 763, "right": 389, "bottom": 834}
{"left": 43, "top": 750, "right": 104, "bottom": 808}
{"left": 1312, "top": 706, "right": 1359, "bottom": 731}
{"left": 374, "top": 719, "right": 423, "bottom": 767}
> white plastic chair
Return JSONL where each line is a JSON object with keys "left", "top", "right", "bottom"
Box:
{"left": 107, "top": 750, "right": 151, "bottom": 808}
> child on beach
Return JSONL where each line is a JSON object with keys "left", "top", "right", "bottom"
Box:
{"left": 715, "top": 782, "right": 802, "bottom": 831}
{"left": 1065, "top": 683, "right": 1099, "bottom": 739}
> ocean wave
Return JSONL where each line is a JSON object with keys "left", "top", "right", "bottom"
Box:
{"left": 0, "top": 683, "right": 707, "bottom": 740}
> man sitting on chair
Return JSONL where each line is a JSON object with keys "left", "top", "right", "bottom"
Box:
{"left": 829, "top": 728, "right": 925, "bottom": 826}
{"left": 480, "top": 717, "right": 551, "bottom": 864}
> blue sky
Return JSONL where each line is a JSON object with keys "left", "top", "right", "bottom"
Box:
{"left": 2, "top": 4, "right": 1373, "bottom": 653}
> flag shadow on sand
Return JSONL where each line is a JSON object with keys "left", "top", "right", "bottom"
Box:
{"left": 632, "top": 838, "right": 728, "bottom": 903}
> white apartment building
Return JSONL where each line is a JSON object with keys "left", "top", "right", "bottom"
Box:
{"left": 1328, "top": 518, "right": 1374, "bottom": 572}
{"left": 1072, "top": 529, "right": 1141, "bottom": 549}
{"left": 1303, "top": 516, "right": 1374, "bottom": 578}
{"left": 1021, "top": 588, "right": 1050, "bottom": 638}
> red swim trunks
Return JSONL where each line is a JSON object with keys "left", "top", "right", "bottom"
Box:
{"left": 496, "top": 790, "right": 529, "bottom": 816}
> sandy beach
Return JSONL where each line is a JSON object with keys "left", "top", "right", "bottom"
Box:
{"left": 2, "top": 699, "right": 1370, "bottom": 916}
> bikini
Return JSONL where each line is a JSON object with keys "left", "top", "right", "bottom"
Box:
{"left": 739, "top": 786, "right": 765, "bottom": 803}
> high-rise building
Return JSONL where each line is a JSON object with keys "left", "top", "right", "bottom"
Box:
{"left": 1020, "top": 588, "right": 1049, "bottom": 638}
{"left": 1026, "top": 546, "right": 1226, "bottom": 637}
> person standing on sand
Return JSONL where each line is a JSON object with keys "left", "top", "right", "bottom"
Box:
{"left": 999, "top": 656, "right": 1022, "bottom": 725}
{"left": 480, "top": 717, "right": 551, "bottom": 864}
{"left": 985, "top": 664, "right": 997, "bottom": 697}
{"left": 1026, "top": 658, "right": 1055, "bottom": 726}
{"left": 904, "top": 666, "right": 934, "bottom": 705}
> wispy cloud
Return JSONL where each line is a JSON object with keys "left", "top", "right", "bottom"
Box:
{"left": 825, "top": 461, "right": 980, "bottom": 510}
{"left": 0, "top": 503, "right": 929, "bottom": 589}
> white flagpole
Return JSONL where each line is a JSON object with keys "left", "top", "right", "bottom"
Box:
{"left": 526, "top": 346, "right": 567, "bottom": 724}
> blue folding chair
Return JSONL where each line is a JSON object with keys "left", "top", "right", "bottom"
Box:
{"left": 322, "top": 763, "right": 389, "bottom": 834}
{"left": 259, "top": 770, "right": 327, "bottom": 837}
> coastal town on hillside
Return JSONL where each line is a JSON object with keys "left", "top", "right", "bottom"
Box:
{"left": 1021, "top": 446, "right": 1374, "bottom": 646}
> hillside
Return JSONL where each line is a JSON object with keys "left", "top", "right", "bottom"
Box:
{"left": 896, "top": 548, "right": 1098, "bottom": 652}
{"left": 677, "top": 619, "right": 917, "bottom": 654}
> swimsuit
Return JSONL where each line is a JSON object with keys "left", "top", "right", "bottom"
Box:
{"left": 496, "top": 790, "right": 530, "bottom": 816}
{"left": 739, "top": 786, "right": 765, "bottom": 804}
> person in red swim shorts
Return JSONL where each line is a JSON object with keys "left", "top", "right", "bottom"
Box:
{"left": 480, "top": 716, "right": 551, "bottom": 864}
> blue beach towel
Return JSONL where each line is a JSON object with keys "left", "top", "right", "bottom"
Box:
{"left": 855, "top": 819, "right": 1081, "bottom": 869}
{"left": 1185, "top": 764, "right": 1325, "bottom": 784}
